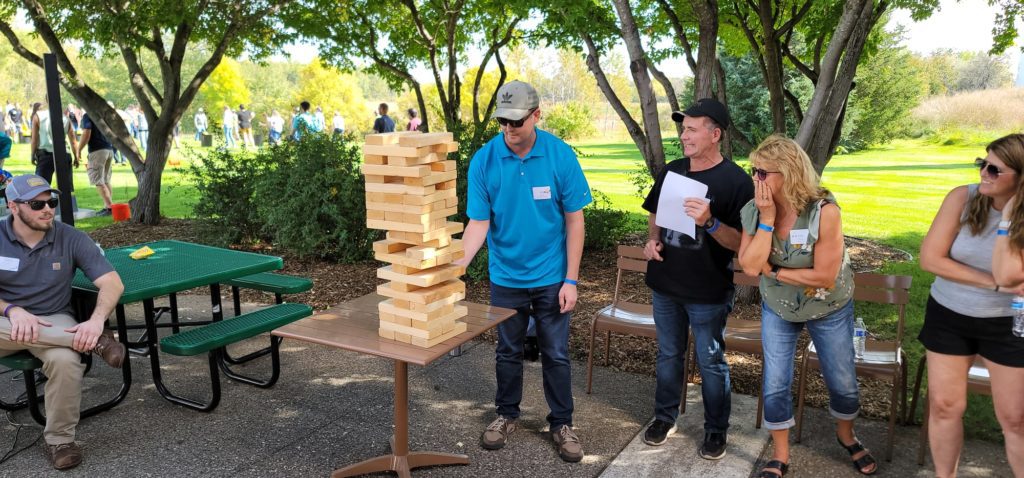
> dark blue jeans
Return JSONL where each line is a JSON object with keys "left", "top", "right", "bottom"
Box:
{"left": 652, "top": 290, "right": 733, "bottom": 433}
{"left": 490, "top": 282, "right": 573, "bottom": 428}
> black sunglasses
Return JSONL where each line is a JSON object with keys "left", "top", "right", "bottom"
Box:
{"left": 750, "top": 167, "right": 780, "bottom": 181}
{"left": 496, "top": 108, "right": 536, "bottom": 128}
{"left": 976, "top": 158, "right": 1014, "bottom": 178}
{"left": 17, "top": 197, "right": 59, "bottom": 211}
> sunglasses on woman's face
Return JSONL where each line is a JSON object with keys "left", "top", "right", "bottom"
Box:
{"left": 17, "top": 197, "right": 59, "bottom": 211}
{"left": 976, "top": 158, "right": 1014, "bottom": 178}
{"left": 750, "top": 167, "right": 780, "bottom": 181}
{"left": 496, "top": 108, "right": 536, "bottom": 128}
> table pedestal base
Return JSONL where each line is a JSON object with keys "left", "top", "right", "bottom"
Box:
{"left": 332, "top": 360, "right": 469, "bottom": 478}
{"left": 331, "top": 436, "right": 469, "bottom": 478}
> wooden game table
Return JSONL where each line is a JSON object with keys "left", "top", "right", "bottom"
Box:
{"left": 272, "top": 292, "right": 515, "bottom": 477}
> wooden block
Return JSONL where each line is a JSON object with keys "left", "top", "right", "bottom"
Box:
{"left": 364, "top": 154, "right": 386, "bottom": 165}
{"left": 393, "top": 299, "right": 411, "bottom": 308}
{"left": 375, "top": 248, "right": 462, "bottom": 270}
{"left": 410, "top": 321, "right": 467, "bottom": 348}
{"left": 373, "top": 239, "right": 413, "bottom": 254}
{"left": 390, "top": 282, "right": 421, "bottom": 292}
{"left": 364, "top": 181, "right": 436, "bottom": 196}
{"left": 364, "top": 144, "right": 435, "bottom": 158}
{"left": 367, "top": 209, "right": 385, "bottom": 220}
{"left": 436, "top": 179, "right": 457, "bottom": 190}
{"left": 401, "top": 188, "right": 456, "bottom": 206}
{"left": 386, "top": 221, "right": 463, "bottom": 245}
{"left": 404, "top": 170, "right": 457, "bottom": 187}
{"left": 405, "top": 292, "right": 464, "bottom": 313}
{"left": 377, "top": 279, "right": 466, "bottom": 304}
{"left": 430, "top": 160, "right": 456, "bottom": 172}
{"left": 366, "top": 198, "right": 449, "bottom": 214}
{"left": 366, "top": 218, "right": 440, "bottom": 233}
{"left": 379, "top": 300, "right": 457, "bottom": 322}
{"left": 361, "top": 163, "right": 432, "bottom": 178}
{"left": 386, "top": 152, "right": 443, "bottom": 167}
{"left": 398, "top": 132, "right": 455, "bottom": 147}
{"left": 377, "top": 263, "right": 464, "bottom": 288}
{"left": 433, "top": 142, "right": 459, "bottom": 154}
{"left": 390, "top": 264, "right": 417, "bottom": 274}
{"left": 364, "top": 132, "right": 417, "bottom": 145}
{"left": 445, "top": 196, "right": 458, "bottom": 208}
{"left": 378, "top": 328, "right": 396, "bottom": 340}
{"left": 378, "top": 306, "right": 467, "bottom": 340}
{"left": 395, "top": 332, "right": 412, "bottom": 343}
{"left": 407, "top": 240, "right": 464, "bottom": 260}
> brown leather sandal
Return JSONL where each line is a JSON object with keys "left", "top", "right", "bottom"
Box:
{"left": 837, "top": 436, "right": 878, "bottom": 475}
{"left": 758, "top": 459, "right": 789, "bottom": 478}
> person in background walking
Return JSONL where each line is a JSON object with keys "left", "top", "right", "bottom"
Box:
{"left": 332, "top": 111, "right": 345, "bottom": 137}
{"left": 406, "top": 108, "right": 421, "bottom": 131}
{"left": 193, "top": 108, "right": 208, "bottom": 141}
{"left": 221, "top": 105, "right": 236, "bottom": 148}
{"left": 372, "top": 103, "right": 395, "bottom": 133}
{"left": 923, "top": 133, "right": 1024, "bottom": 478}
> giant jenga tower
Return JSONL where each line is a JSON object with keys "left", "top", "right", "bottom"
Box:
{"left": 362, "top": 131, "right": 469, "bottom": 347}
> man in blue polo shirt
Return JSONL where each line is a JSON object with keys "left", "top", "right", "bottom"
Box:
{"left": 455, "top": 80, "right": 591, "bottom": 463}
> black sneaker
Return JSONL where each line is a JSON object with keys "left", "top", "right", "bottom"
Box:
{"left": 524, "top": 336, "right": 539, "bottom": 362}
{"left": 95, "top": 208, "right": 112, "bottom": 217}
{"left": 699, "top": 432, "right": 727, "bottom": 460}
{"left": 643, "top": 419, "right": 677, "bottom": 446}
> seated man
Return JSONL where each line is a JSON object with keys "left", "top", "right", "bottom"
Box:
{"left": 0, "top": 174, "right": 125, "bottom": 470}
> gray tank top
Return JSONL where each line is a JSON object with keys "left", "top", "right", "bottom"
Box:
{"left": 930, "top": 184, "right": 1013, "bottom": 317}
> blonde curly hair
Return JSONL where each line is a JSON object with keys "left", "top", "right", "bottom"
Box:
{"left": 749, "top": 135, "right": 830, "bottom": 212}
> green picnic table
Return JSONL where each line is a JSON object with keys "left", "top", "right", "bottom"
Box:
{"left": 72, "top": 240, "right": 284, "bottom": 411}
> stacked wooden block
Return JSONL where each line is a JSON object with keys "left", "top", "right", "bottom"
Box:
{"left": 362, "top": 131, "right": 469, "bottom": 348}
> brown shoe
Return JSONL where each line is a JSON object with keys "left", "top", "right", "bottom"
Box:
{"left": 93, "top": 334, "right": 126, "bottom": 368}
{"left": 480, "top": 416, "right": 517, "bottom": 450}
{"left": 551, "top": 425, "right": 584, "bottom": 462}
{"left": 45, "top": 442, "right": 82, "bottom": 470}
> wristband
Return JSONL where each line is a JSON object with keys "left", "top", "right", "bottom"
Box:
{"left": 564, "top": 278, "right": 578, "bottom": 286}
{"left": 757, "top": 223, "right": 775, "bottom": 233}
{"left": 995, "top": 285, "right": 1001, "bottom": 292}
{"left": 998, "top": 229, "right": 1010, "bottom": 236}
{"left": 705, "top": 217, "right": 721, "bottom": 234}
{"left": 3, "top": 304, "right": 16, "bottom": 317}
{"left": 999, "top": 220, "right": 1011, "bottom": 229}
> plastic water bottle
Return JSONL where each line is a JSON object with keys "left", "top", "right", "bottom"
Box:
{"left": 1012, "top": 296, "right": 1024, "bottom": 338}
{"left": 853, "top": 317, "right": 867, "bottom": 360}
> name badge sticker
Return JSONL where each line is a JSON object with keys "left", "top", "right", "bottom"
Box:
{"left": 0, "top": 256, "right": 19, "bottom": 272}
{"left": 789, "top": 229, "right": 809, "bottom": 247}
{"left": 532, "top": 186, "right": 552, "bottom": 200}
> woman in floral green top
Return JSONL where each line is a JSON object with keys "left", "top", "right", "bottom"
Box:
{"left": 738, "top": 136, "right": 875, "bottom": 477}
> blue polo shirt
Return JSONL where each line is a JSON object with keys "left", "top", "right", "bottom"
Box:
{"left": 467, "top": 129, "right": 591, "bottom": 288}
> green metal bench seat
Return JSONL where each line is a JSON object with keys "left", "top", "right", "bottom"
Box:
{"left": 156, "top": 302, "right": 312, "bottom": 412}
{"left": 221, "top": 273, "right": 313, "bottom": 365}
{"left": 0, "top": 351, "right": 44, "bottom": 421}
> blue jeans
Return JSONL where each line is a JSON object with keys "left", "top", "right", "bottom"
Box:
{"left": 761, "top": 299, "right": 859, "bottom": 430}
{"left": 194, "top": 127, "right": 206, "bottom": 141}
{"left": 268, "top": 130, "right": 281, "bottom": 145}
{"left": 490, "top": 282, "right": 573, "bottom": 428}
{"left": 223, "top": 126, "right": 235, "bottom": 147}
{"left": 652, "top": 290, "right": 732, "bottom": 432}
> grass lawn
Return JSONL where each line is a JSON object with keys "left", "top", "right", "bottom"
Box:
{"left": 575, "top": 135, "right": 1005, "bottom": 440}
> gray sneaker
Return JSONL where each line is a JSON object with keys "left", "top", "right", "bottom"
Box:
{"left": 481, "top": 416, "right": 517, "bottom": 450}
{"left": 551, "top": 424, "right": 584, "bottom": 462}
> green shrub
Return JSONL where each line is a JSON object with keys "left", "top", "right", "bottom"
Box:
{"left": 543, "top": 102, "right": 596, "bottom": 140}
{"left": 252, "top": 133, "right": 379, "bottom": 262}
{"left": 584, "top": 190, "right": 632, "bottom": 251}
{"left": 186, "top": 146, "right": 270, "bottom": 246}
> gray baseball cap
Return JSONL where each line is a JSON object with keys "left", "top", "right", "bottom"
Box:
{"left": 492, "top": 81, "right": 540, "bottom": 120}
{"left": 6, "top": 174, "right": 59, "bottom": 203}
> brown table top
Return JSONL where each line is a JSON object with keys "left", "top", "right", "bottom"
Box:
{"left": 272, "top": 293, "right": 515, "bottom": 366}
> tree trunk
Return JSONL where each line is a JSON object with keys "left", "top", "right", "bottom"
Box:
{"left": 755, "top": 0, "right": 787, "bottom": 133}
{"left": 691, "top": 0, "right": 719, "bottom": 99}
{"left": 795, "top": 0, "right": 879, "bottom": 173}
{"left": 130, "top": 120, "right": 175, "bottom": 224}
{"left": 612, "top": 0, "right": 665, "bottom": 177}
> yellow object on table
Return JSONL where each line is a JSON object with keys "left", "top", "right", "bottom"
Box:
{"left": 129, "top": 246, "right": 155, "bottom": 260}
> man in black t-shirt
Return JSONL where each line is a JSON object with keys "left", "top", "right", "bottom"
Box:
{"left": 639, "top": 98, "right": 754, "bottom": 460}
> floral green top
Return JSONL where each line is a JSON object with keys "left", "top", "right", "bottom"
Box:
{"left": 740, "top": 196, "right": 854, "bottom": 323}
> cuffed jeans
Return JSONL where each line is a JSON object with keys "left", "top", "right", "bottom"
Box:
{"left": 761, "top": 299, "right": 860, "bottom": 430}
{"left": 652, "top": 290, "right": 732, "bottom": 433}
{"left": 0, "top": 313, "right": 86, "bottom": 445}
{"left": 490, "top": 282, "right": 573, "bottom": 428}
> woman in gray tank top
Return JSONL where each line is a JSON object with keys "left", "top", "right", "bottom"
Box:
{"left": 919, "top": 133, "right": 1024, "bottom": 477}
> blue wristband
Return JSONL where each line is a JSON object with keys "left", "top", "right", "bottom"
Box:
{"left": 757, "top": 223, "right": 775, "bottom": 233}
{"left": 3, "top": 304, "right": 16, "bottom": 317}
{"left": 564, "top": 278, "right": 578, "bottom": 286}
{"left": 705, "top": 217, "right": 721, "bottom": 234}
{"left": 998, "top": 228, "right": 1010, "bottom": 236}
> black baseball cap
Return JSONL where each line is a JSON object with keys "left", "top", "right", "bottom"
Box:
{"left": 671, "top": 98, "right": 730, "bottom": 129}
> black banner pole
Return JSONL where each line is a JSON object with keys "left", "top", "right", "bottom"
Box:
{"left": 43, "top": 53, "right": 74, "bottom": 227}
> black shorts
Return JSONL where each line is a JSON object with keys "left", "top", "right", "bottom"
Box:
{"left": 919, "top": 295, "right": 1024, "bottom": 367}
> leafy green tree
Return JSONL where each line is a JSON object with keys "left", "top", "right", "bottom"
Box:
{"left": 196, "top": 58, "right": 252, "bottom": 124}
{"left": 293, "top": 59, "right": 372, "bottom": 133}
{"left": 0, "top": 0, "right": 292, "bottom": 224}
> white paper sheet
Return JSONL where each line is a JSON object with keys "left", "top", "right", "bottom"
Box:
{"left": 655, "top": 171, "right": 709, "bottom": 239}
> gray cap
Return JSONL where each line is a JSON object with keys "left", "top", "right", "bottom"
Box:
{"left": 492, "top": 81, "right": 540, "bottom": 120}
{"left": 6, "top": 174, "right": 59, "bottom": 203}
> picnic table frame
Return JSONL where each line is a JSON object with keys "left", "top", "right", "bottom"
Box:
{"left": 273, "top": 292, "right": 515, "bottom": 478}
{"left": 72, "top": 240, "right": 283, "bottom": 411}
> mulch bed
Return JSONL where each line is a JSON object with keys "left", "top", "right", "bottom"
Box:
{"left": 90, "top": 220, "right": 911, "bottom": 420}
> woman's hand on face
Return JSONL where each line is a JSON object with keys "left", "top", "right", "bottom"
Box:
{"left": 755, "top": 180, "right": 776, "bottom": 224}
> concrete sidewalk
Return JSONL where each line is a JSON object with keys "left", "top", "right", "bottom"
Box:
{"left": 0, "top": 294, "right": 1012, "bottom": 477}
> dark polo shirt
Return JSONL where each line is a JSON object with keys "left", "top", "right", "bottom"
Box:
{"left": 0, "top": 216, "right": 114, "bottom": 316}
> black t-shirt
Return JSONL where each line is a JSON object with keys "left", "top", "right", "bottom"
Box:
{"left": 80, "top": 114, "right": 113, "bottom": 152}
{"left": 237, "top": 110, "right": 253, "bottom": 128}
{"left": 641, "top": 157, "right": 754, "bottom": 304}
